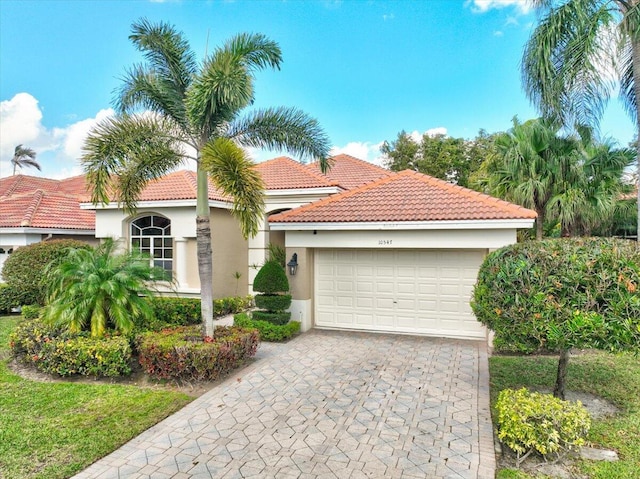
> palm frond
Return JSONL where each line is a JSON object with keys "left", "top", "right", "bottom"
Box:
{"left": 522, "top": 0, "right": 618, "bottom": 127}
{"left": 81, "top": 114, "right": 187, "bottom": 212}
{"left": 617, "top": 39, "right": 637, "bottom": 124}
{"left": 201, "top": 138, "right": 265, "bottom": 239}
{"left": 223, "top": 32, "right": 282, "bottom": 71}
{"left": 227, "top": 107, "right": 331, "bottom": 171}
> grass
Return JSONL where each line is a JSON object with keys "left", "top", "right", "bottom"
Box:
{"left": 490, "top": 350, "right": 640, "bottom": 479}
{"left": 0, "top": 316, "right": 193, "bottom": 479}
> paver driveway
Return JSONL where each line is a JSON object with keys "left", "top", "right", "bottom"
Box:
{"left": 73, "top": 330, "right": 495, "bottom": 479}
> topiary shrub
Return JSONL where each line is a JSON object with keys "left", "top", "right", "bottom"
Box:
{"left": 496, "top": 388, "right": 591, "bottom": 466}
{"left": 10, "top": 320, "right": 132, "bottom": 377}
{"left": 234, "top": 313, "right": 300, "bottom": 342}
{"left": 252, "top": 310, "right": 291, "bottom": 325}
{"left": 1, "top": 239, "right": 92, "bottom": 307}
{"left": 253, "top": 260, "right": 291, "bottom": 325}
{"left": 137, "top": 325, "right": 259, "bottom": 380}
{"left": 472, "top": 237, "right": 640, "bottom": 398}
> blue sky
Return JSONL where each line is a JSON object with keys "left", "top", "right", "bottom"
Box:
{"left": 0, "top": 0, "right": 634, "bottom": 179}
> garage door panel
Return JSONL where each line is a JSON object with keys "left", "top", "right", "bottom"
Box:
{"left": 315, "top": 249, "right": 486, "bottom": 339}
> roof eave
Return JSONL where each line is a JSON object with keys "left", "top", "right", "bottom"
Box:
{"left": 269, "top": 219, "right": 537, "bottom": 231}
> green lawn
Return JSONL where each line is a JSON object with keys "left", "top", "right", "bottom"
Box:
{"left": 0, "top": 316, "right": 193, "bottom": 479}
{"left": 491, "top": 351, "right": 640, "bottom": 479}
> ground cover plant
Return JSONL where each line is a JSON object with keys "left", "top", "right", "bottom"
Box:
{"left": 491, "top": 351, "right": 640, "bottom": 479}
{"left": 0, "top": 316, "right": 192, "bottom": 479}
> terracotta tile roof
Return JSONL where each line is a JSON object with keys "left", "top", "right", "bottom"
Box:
{"left": 269, "top": 169, "right": 537, "bottom": 223}
{"left": 0, "top": 174, "right": 95, "bottom": 230}
{"left": 254, "top": 157, "right": 338, "bottom": 190}
{"left": 132, "top": 170, "right": 229, "bottom": 202}
{"left": 307, "top": 154, "right": 394, "bottom": 190}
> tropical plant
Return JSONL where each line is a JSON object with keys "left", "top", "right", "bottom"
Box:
{"left": 42, "top": 239, "right": 166, "bottom": 337}
{"left": 82, "top": 19, "right": 330, "bottom": 337}
{"left": 11, "top": 144, "right": 39, "bottom": 175}
{"left": 522, "top": 0, "right": 640, "bottom": 239}
{"left": 472, "top": 237, "right": 640, "bottom": 399}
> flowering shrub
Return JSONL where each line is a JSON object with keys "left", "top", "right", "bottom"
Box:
{"left": 10, "top": 320, "right": 132, "bottom": 377}
{"left": 137, "top": 325, "right": 259, "bottom": 380}
{"left": 234, "top": 313, "right": 300, "bottom": 341}
{"left": 496, "top": 388, "right": 591, "bottom": 465}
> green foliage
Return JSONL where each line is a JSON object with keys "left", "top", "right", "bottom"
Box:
{"left": 252, "top": 310, "right": 291, "bottom": 325}
{"left": 472, "top": 237, "right": 640, "bottom": 354}
{"left": 234, "top": 313, "right": 300, "bottom": 342}
{"left": 0, "top": 283, "right": 16, "bottom": 313}
{"left": 137, "top": 325, "right": 259, "bottom": 380}
{"left": 42, "top": 239, "right": 163, "bottom": 337}
{"left": 381, "top": 129, "right": 495, "bottom": 188}
{"left": 144, "top": 295, "right": 253, "bottom": 331}
{"left": 21, "top": 305, "right": 41, "bottom": 320}
{"left": 10, "top": 320, "right": 132, "bottom": 377}
{"left": 496, "top": 388, "right": 590, "bottom": 462}
{"left": 1, "top": 239, "right": 91, "bottom": 307}
{"left": 253, "top": 260, "right": 289, "bottom": 294}
{"left": 254, "top": 294, "right": 291, "bottom": 312}
{"left": 267, "top": 242, "right": 286, "bottom": 268}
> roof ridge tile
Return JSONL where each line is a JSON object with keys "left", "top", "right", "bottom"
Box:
{"left": 21, "top": 189, "right": 44, "bottom": 227}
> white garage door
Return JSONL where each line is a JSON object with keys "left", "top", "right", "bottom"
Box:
{"left": 315, "top": 249, "right": 486, "bottom": 339}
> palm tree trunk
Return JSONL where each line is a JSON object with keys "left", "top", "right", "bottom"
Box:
{"left": 536, "top": 209, "right": 545, "bottom": 240}
{"left": 632, "top": 34, "right": 640, "bottom": 243}
{"left": 196, "top": 165, "right": 215, "bottom": 337}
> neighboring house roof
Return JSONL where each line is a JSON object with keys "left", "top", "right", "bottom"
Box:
{"left": 254, "top": 156, "right": 338, "bottom": 190}
{"left": 307, "top": 154, "right": 394, "bottom": 190}
{"left": 269, "top": 169, "right": 537, "bottom": 224}
{"left": 0, "top": 175, "right": 95, "bottom": 230}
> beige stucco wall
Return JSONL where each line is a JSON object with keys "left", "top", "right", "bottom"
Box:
{"left": 287, "top": 246, "right": 313, "bottom": 300}
{"left": 211, "top": 209, "right": 248, "bottom": 298}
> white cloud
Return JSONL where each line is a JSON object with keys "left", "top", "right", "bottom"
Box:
{"left": 382, "top": 13, "right": 395, "bottom": 21}
{"left": 468, "top": 0, "right": 531, "bottom": 14}
{"left": 330, "top": 141, "right": 386, "bottom": 166}
{"left": 494, "top": 30, "right": 504, "bottom": 37}
{"left": 407, "top": 127, "right": 448, "bottom": 143}
{"left": 0, "top": 92, "right": 114, "bottom": 178}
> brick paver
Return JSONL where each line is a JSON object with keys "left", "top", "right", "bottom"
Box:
{"left": 73, "top": 330, "right": 495, "bottom": 478}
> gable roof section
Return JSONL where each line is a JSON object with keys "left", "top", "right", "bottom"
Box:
{"left": 307, "top": 154, "right": 394, "bottom": 190}
{"left": 254, "top": 157, "right": 338, "bottom": 190}
{"left": 269, "top": 169, "right": 537, "bottom": 224}
{"left": 131, "top": 170, "right": 229, "bottom": 202}
{"left": 0, "top": 174, "right": 94, "bottom": 230}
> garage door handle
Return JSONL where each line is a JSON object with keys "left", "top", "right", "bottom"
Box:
{"left": 393, "top": 300, "right": 397, "bottom": 304}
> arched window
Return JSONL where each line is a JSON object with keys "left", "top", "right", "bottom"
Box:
{"left": 131, "top": 215, "right": 173, "bottom": 275}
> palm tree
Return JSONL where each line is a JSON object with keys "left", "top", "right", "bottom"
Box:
{"left": 485, "top": 118, "right": 573, "bottom": 240}
{"left": 522, "top": 0, "right": 640, "bottom": 239}
{"left": 43, "top": 239, "right": 164, "bottom": 338}
{"left": 11, "top": 144, "right": 40, "bottom": 175}
{"left": 82, "top": 20, "right": 330, "bottom": 336}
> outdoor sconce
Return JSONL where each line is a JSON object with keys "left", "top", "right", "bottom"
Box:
{"left": 287, "top": 253, "right": 298, "bottom": 276}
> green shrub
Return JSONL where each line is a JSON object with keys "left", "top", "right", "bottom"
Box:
{"left": 496, "top": 388, "right": 591, "bottom": 464}
{"left": 252, "top": 310, "right": 291, "bottom": 325}
{"left": 10, "top": 320, "right": 131, "bottom": 377}
{"left": 143, "top": 295, "right": 253, "bottom": 331}
{"left": 0, "top": 283, "right": 17, "bottom": 313}
{"left": 21, "top": 305, "right": 41, "bottom": 320}
{"left": 234, "top": 313, "right": 300, "bottom": 341}
{"left": 1, "top": 239, "right": 91, "bottom": 306}
{"left": 472, "top": 238, "right": 640, "bottom": 354}
{"left": 253, "top": 260, "right": 289, "bottom": 294}
{"left": 137, "top": 325, "right": 259, "bottom": 380}
{"left": 254, "top": 294, "right": 292, "bottom": 312}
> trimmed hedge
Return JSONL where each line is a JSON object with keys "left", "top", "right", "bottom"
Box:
{"left": 142, "top": 295, "right": 253, "bottom": 331}
{"left": 137, "top": 325, "right": 259, "bottom": 380}
{"left": 253, "top": 261, "right": 289, "bottom": 294}
{"left": 234, "top": 313, "right": 300, "bottom": 342}
{"left": 0, "top": 283, "right": 15, "bottom": 314}
{"left": 254, "top": 294, "right": 292, "bottom": 312}
{"left": 252, "top": 310, "right": 291, "bottom": 325}
{"left": 10, "top": 320, "right": 132, "bottom": 377}
{"left": 1, "top": 239, "right": 91, "bottom": 307}
{"left": 472, "top": 237, "right": 640, "bottom": 353}
{"left": 496, "top": 388, "right": 590, "bottom": 463}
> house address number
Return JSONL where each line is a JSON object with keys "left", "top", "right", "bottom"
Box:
{"left": 378, "top": 240, "right": 393, "bottom": 245}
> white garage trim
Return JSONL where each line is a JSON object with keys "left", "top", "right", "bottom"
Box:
{"left": 314, "top": 249, "right": 487, "bottom": 340}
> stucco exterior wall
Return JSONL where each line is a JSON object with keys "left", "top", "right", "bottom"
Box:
{"left": 211, "top": 209, "right": 248, "bottom": 298}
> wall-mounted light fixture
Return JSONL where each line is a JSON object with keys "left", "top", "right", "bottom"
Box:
{"left": 287, "top": 253, "right": 298, "bottom": 276}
